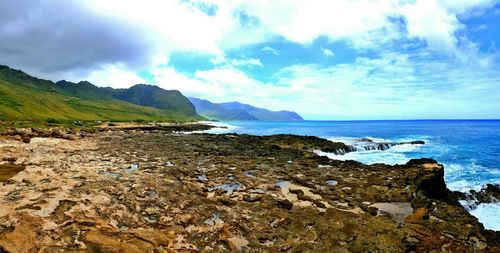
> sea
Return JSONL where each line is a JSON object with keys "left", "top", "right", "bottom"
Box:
{"left": 203, "top": 120, "right": 500, "bottom": 230}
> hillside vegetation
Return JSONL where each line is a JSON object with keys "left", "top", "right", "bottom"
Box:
{"left": 0, "top": 65, "right": 201, "bottom": 122}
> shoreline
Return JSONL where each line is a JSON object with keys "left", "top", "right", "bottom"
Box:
{"left": 0, "top": 123, "right": 499, "bottom": 251}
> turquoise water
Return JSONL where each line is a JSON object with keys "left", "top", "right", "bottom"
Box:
{"left": 206, "top": 120, "right": 500, "bottom": 230}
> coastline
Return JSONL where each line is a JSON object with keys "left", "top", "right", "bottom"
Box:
{"left": 0, "top": 123, "right": 498, "bottom": 252}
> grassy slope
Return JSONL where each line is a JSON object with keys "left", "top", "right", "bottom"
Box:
{"left": 115, "top": 84, "right": 198, "bottom": 117}
{"left": 0, "top": 68, "right": 200, "bottom": 122}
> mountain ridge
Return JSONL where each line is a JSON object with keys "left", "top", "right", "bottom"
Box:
{"left": 189, "top": 97, "right": 303, "bottom": 121}
{"left": 0, "top": 64, "right": 302, "bottom": 123}
{"left": 0, "top": 65, "right": 200, "bottom": 122}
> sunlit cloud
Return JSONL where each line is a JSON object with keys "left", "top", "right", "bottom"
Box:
{"left": 0, "top": 0, "right": 499, "bottom": 119}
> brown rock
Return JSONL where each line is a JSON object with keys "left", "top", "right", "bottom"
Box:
{"left": 1, "top": 156, "right": 17, "bottom": 162}
{"left": 277, "top": 199, "right": 293, "bottom": 210}
{"left": 22, "top": 135, "right": 31, "bottom": 143}
{"left": 0, "top": 213, "right": 44, "bottom": 252}
{"left": 176, "top": 214, "right": 195, "bottom": 225}
{"left": 360, "top": 204, "right": 378, "bottom": 216}
{"left": 405, "top": 208, "right": 429, "bottom": 224}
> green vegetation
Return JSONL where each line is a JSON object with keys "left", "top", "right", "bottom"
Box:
{"left": 0, "top": 65, "right": 203, "bottom": 123}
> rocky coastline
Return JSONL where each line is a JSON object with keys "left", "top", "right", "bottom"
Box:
{"left": 0, "top": 124, "right": 498, "bottom": 252}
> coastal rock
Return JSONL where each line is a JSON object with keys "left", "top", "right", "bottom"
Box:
{"left": 455, "top": 184, "right": 500, "bottom": 208}
{"left": 21, "top": 135, "right": 31, "bottom": 143}
{"left": 276, "top": 199, "right": 294, "bottom": 210}
{"left": 0, "top": 126, "right": 497, "bottom": 252}
{"left": 469, "top": 184, "right": 500, "bottom": 203}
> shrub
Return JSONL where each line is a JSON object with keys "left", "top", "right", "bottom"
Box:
{"left": 45, "top": 118, "right": 59, "bottom": 124}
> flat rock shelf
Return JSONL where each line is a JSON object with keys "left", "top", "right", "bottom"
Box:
{"left": 0, "top": 126, "right": 498, "bottom": 252}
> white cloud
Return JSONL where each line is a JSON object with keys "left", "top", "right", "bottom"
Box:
{"left": 240, "top": 0, "right": 498, "bottom": 53}
{"left": 241, "top": 0, "right": 398, "bottom": 45}
{"left": 85, "top": 64, "right": 146, "bottom": 88}
{"left": 148, "top": 64, "right": 298, "bottom": 111}
{"left": 231, "top": 58, "right": 263, "bottom": 67}
{"left": 262, "top": 46, "right": 280, "bottom": 55}
{"left": 321, "top": 48, "right": 335, "bottom": 57}
{"left": 400, "top": 0, "right": 461, "bottom": 52}
{"left": 151, "top": 66, "right": 222, "bottom": 97}
{"left": 270, "top": 52, "right": 500, "bottom": 119}
{"left": 2, "top": 0, "right": 500, "bottom": 119}
{"left": 441, "top": 0, "right": 500, "bottom": 16}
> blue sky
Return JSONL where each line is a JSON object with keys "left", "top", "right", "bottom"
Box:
{"left": 1, "top": 0, "right": 500, "bottom": 120}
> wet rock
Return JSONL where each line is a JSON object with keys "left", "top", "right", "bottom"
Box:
{"left": 128, "top": 164, "right": 139, "bottom": 173}
{"left": 468, "top": 184, "right": 500, "bottom": 204}
{"left": 208, "top": 183, "right": 242, "bottom": 195}
{"left": 276, "top": 199, "right": 293, "bottom": 210}
{"left": 326, "top": 180, "right": 338, "bottom": 186}
{"left": 197, "top": 174, "right": 208, "bottom": 182}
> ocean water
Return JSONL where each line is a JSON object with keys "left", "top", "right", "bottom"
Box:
{"left": 205, "top": 120, "right": 500, "bottom": 230}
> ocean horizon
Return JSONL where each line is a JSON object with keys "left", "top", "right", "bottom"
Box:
{"left": 205, "top": 119, "right": 500, "bottom": 231}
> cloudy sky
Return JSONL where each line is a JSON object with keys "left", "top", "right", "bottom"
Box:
{"left": 1, "top": 0, "right": 500, "bottom": 120}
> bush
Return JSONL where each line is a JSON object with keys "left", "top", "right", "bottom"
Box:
{"left": 45, "top": 118, "right": 59, "bottom": 124}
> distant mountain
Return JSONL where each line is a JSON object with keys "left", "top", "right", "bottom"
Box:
{"left": 189, "top": 97, "right": 303, "bottom": 121}
{"left": 0, "top": 65, "right": 200, "bottom": 122}
{"left": 188, "top": 98, "right": 257, "bottom": 121}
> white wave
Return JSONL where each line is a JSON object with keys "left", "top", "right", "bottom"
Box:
{"left": 469, "top": 203, "right": 500, "bottom": 231}
{"left": 447, "top": 180, "right": 486, "bottom": 193}
{"left": 326, "top": 136, "right": 391, "bottom": 146}
{"left": 184, "top": 121, "right": 239, "bottom": 134}
{"left": 387, "top": 143, "right": 422, "bottom": 153}
{"left": 314, "top": 148, "right": 413, "bottom": 165}
{"left": 444, "top": 162, "right": 500, "bottom": 192}
{"left": 319, "top": 135, "right": 425, "bottom": 165}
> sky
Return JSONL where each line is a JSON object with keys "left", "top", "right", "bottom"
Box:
{"left": 0, "top": 0, "right": 500, "bottom": 120}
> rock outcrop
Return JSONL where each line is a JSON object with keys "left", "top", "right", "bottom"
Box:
{"left": 0, "top": 126, "right": 497, "bottom": 252}
{"left": 455, "top": 184, "right": 500, "bottom": 210}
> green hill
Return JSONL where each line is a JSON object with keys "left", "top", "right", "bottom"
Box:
{"left": 0, "top": 65, "right": 201, "bottom": 122}
{"left": 114, "top": 84, "right": 197, "bottom": 117}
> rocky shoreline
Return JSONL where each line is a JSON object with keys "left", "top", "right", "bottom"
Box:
{"left": 0, "top": 124, "right": 498, "bottom": 252}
